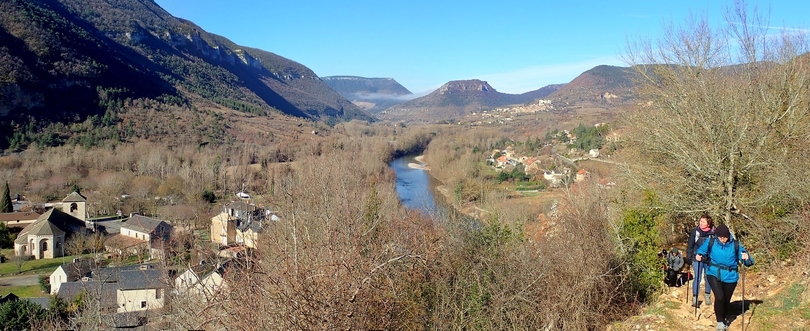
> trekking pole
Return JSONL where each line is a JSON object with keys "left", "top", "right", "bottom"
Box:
{"left": 741, "top": 247, "right": 747, "bottom": 331}
{"left": 741, "top": 265, "right": 745, "bottom": 331}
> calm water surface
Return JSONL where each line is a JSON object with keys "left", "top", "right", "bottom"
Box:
{"left": 389, "top": 156, "right": 441, "bottom": 217}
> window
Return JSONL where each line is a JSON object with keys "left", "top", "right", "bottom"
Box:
{"left": 70, "top": 203, "right": 78, "bottom": 212}
{"left": 156, "top": 289, "right": 161, "bottom": 299}
{"left": 140, "top": 301, "right": 147, "bottom": 308}
{"left": 42, "top": 241, "right": 48, "bottom": 252}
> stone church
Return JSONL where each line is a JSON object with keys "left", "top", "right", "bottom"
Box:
{"left": 13, "top": 192, "right": 90, "bottom": 260}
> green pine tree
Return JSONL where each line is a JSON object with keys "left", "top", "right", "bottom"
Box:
{"left": 1, "top": 182, "right": 12, "bottom": 213}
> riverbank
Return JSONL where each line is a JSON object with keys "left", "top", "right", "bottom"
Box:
{"left": 407, "top": 155, "right": 429, "bottom": 170}
{"left": 410, "top": 154, "right": 490, "bottom": 220}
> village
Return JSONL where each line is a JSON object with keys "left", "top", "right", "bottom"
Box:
{"left": 0, "top": 191, "right": 280, "bottom": 328}
{"left": 0, "top": 120, "right": 623, "bottom": 328}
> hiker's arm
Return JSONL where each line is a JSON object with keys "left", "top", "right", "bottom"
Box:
{"left": 694, "top": 238, "right": 709, "bottom": 260}
{"left": 740, "top": 246, "right": 754, "bottom": 266}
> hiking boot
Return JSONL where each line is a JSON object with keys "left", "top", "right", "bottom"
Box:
{"left": 691, "top": 296, "right": 699, "bottom": 307}
{"left": 716, "top": 321, "right": 728, "bottom": 330}
{"left": 705, "top": 293, "right": 713, "bottom": 305}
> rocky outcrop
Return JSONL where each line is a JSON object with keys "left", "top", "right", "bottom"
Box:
{"left": 438, "top": 80, "right": 495, "bottom": 94}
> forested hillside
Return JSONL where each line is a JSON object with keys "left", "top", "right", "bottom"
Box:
{"left": 0, "top": 0, "right": 369, "bottom": 151}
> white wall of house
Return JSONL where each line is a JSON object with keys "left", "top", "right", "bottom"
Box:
{"left": 49, "top": 267, "right": 68, "bottom": 295}
{"left": 117, "top": 288, "right": 164, "bottom": 313}
{"left": 122, "top": 228, "right": 150, "bottom": 241}
{"left": 175, "top": 269, "right": 224, "bottom": 298}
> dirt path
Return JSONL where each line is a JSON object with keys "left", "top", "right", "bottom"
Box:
{"left": 610, "top": 263, "right": 809, "bottom": 331}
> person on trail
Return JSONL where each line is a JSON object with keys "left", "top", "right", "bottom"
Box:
{"left": 695, "top": 224, "right": 754, "bottom": 331}
{"left": 665, "top": 248, "right": 684, "bottom": 286}
{"left": 687, "top": 214, "right": 715, "bottom": 307}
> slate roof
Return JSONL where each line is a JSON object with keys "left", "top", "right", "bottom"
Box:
{"left": 118, "top": 268, "right": 168, "bottom": 290}
{"left": 122, "top": 214, "right": 170, "bottom": 234}
{"left": 57, "top": 259, "right": 96, "bottom": 280}
{"left": 61, "top": 191, "right": 87, "bottom": 202}
{"left": 236, "top": 218, "right": 266, "bottom": 233}
{"left": 24, "top": 297, "right": 51, "bottom": 310}
{"left": 57, "top": 280, "right": 118, "bottom": 310}
{"left": 0, "top": 293, "right": 18, "bottom": 304}
{"left": 90, "top": 266, "right": 168, "bottom": 290}
{"left": 14, "top": 208, "right": 84, "bottom": 244}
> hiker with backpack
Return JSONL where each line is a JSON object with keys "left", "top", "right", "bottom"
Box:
{"left": 695, "top": 224, "right": 754, "bottom": 331}
{"left": 665, "top": 247, "right": 684, "bottom": 287}
{"left": 687, "top": 214, "right": 715, "bottom": 307}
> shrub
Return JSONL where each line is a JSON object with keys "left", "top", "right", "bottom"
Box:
{"left": 38, "top": 274, "right": 50, "bottom": 293}
{"left": 618, "top": 201, "right": 664, "bottom": 301}
{"left": 201, "top": 190, "right": 216, "bottom": 203}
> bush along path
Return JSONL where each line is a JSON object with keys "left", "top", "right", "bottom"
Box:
{"left": 608, "top": 262, "right": 810, "bottom": 330}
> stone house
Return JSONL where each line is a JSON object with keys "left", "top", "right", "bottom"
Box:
{"left": 107, "top": 214, "right": 173, "bottom": 259}
{"left": 0, "top": 211, "right": 41, "bottom": 229}
{"left": 211, "top": 201, "right": 277, "bottom": 248}
{"left": 57, "top": 266, "right": 168, "bottom": 314}
{"left": 56, "top": 265, "right": 168, "bottom": 327}
{"left": 174, "top": 262, "right": 227, "bottom": 299}
{"left": 49, "top": 258, "right": 97, "bottom": 295}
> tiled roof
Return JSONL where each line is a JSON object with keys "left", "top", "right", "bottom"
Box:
{"left": 104, "top": 234, "right": 147, "bottom": 249}
{"left": 0, "top": 211, "right": 40, "bottom": 223}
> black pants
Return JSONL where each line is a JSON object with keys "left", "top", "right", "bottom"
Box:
{"left": 665, "top": 269, "right": 679, "bottom": 286}
{"left": 706, "top": 275, "right": 738, "bottom": 323}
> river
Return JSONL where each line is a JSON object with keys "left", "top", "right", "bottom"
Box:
{"left": 389, "top": 155, "right": 442, "bottom": 217}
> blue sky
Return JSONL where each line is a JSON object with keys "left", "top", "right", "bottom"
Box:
{"left": 154, "top": 1, "right": 809, "bottom": 95}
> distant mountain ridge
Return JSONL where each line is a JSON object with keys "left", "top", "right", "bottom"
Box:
{"left": 379, "top": 79, "right": 561, "bottom": 122}
{"left": 0, "top": 0, "right": 370, "bottom": 148}
{"left": 322, "top": 76, "right": 413, "bottom": 113}
{"left": 548, "top": 65, "right": 637, "bottom": 105}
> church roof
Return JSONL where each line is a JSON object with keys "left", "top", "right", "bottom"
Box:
{"left": 14, "top": 208, "right": 85, "bottom": 244}
{"left": 25, "top": 218, "right": 65, "bottom": 236}
{"left": 62, "top": 191, "right": 87, "bottom": 203}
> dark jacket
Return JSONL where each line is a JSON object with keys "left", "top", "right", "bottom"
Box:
{"left": 686, "top": 226, "right": 714, "bottom": 260}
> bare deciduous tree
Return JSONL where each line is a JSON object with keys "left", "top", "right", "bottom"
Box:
{"left": 622, "top": 1, "right": 810, "bottom": 230}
